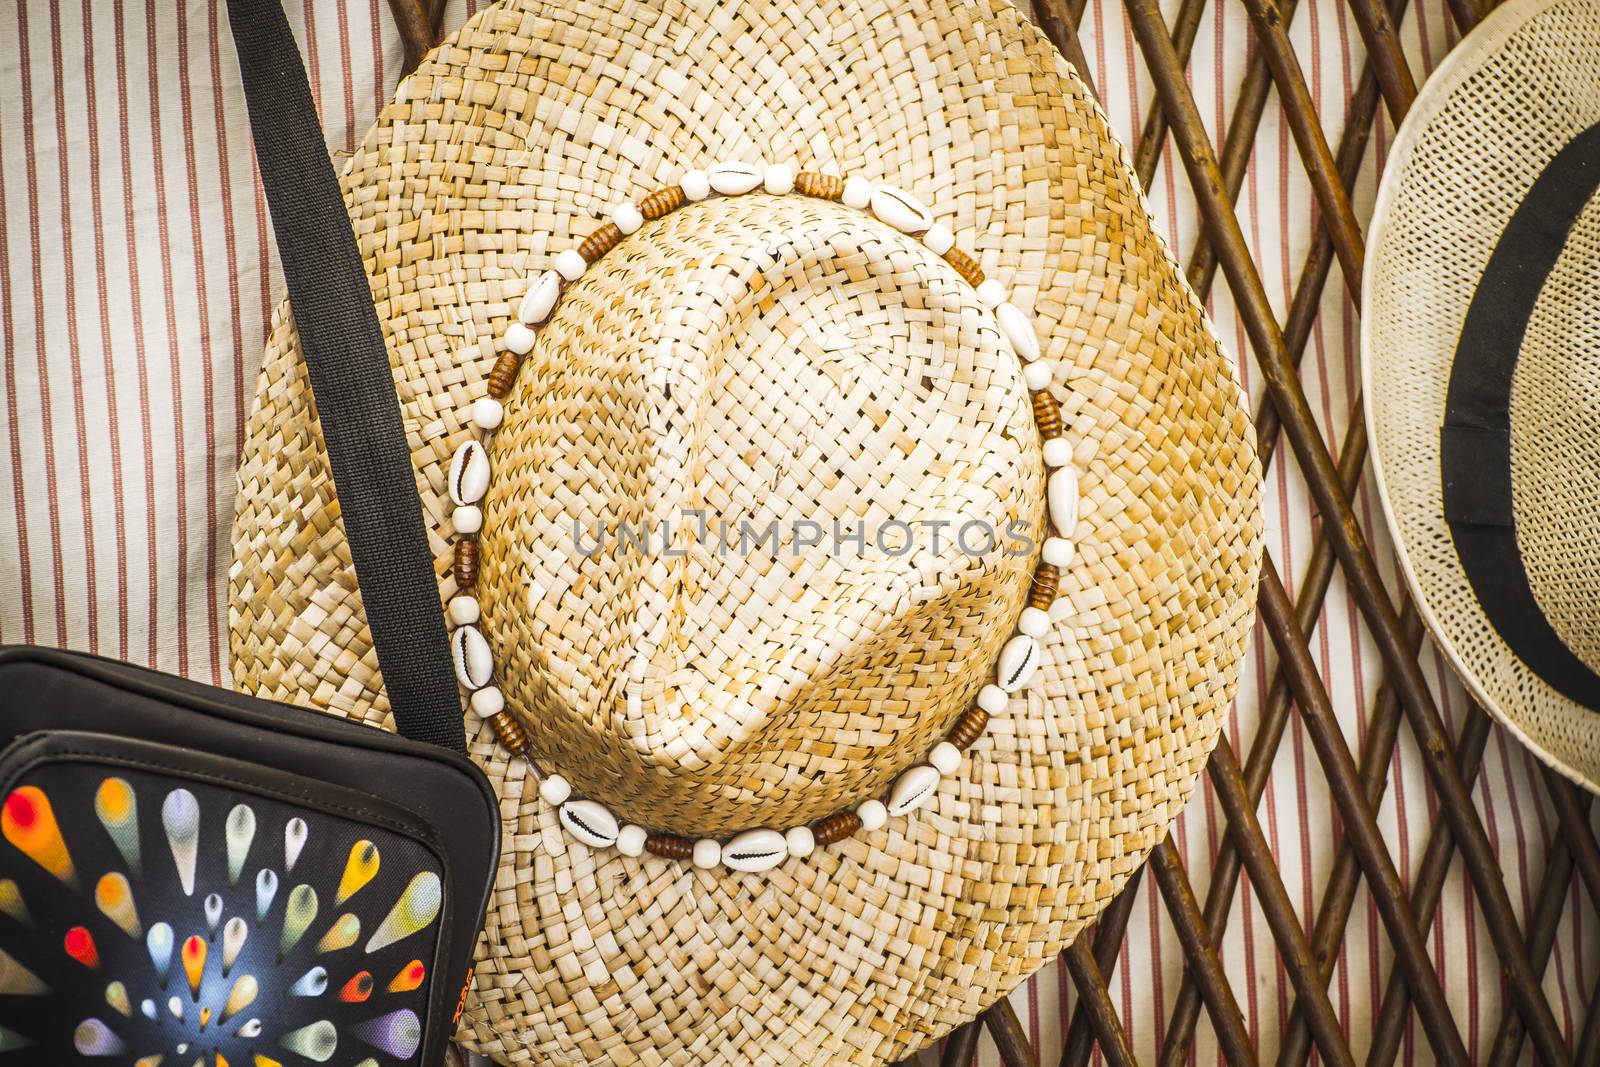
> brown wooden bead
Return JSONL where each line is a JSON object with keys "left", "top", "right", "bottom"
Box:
{"left": 488, "top": 712, "right": 530, "bottom": 758}
{"left": 943, "top": 247, "right": 984, "bottom": 288}
{"left": 487, "top": 351, "right": 521, "bottom": 399}
{"left": 811, "top": 810, "right": 863, "bottom": 846}
{"left": 1030, "top": 563, "right": 1059, "bottom": 610}
{"left": 795, "top": 172, "right": 844, "bottom": 201}
{"left": 947, "top": 706, "right": 991, "bottom": 750}
{"left": 454, "top": 539, "right": 479, "bottom": 589}
{"left": 578, "top": 222, "right": 623, "bottom": 263}
{"left": 645, "top": 833, "right": 694, "bottom": 860}
{"left": 638, "top": 186, "right": 686, "bottom": 221}
{"left": 1032, "top": 390, "right": 1063, "bottom": 440}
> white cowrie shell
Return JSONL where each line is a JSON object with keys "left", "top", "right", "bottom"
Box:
{"left": 692, "top": 838, "right": 722, "bottom": 869}
{"left": 841, "top": 176, "right": 872, "bottom": 209}
{"left": 887, "top": 765, "right": 940, "bottom": 817}
{"left": 539, "top": 774, "right": 571, "bottom": 806}
{"left": 928, "top": 741, "right": 962, "bottom": 776}
{"left": 616, "top": 824, "right": 647, "bottom": 858}
{"left": 519, "top": 271, "right": 562, "bottom": 324}
{"left": 856, "top": 798, "right": 887, "bottom": 831}
{"left": 449, "top": 441, "right": 490, "bottom": 505}
{"left": 1042, "top": 536, "right": 1074, "bottom": 568}
{"left": 451, "top": 625, "right": 493, "bottom": 691}
{"left": 708, "top": 161, "right": 763, "bottom": 195}
{"left": 722, "top": 828, "right": 788, "bottom": 872}
{"left": 784, "top": 825, "right": 815, "bottom": 859}
{"left": 997, "top": 302, "right": 1040, "bottom": 362}
{"left": 997, "top": 634, "right": 1041, "bottom": 692}
{"left": 870, "top": 184, "right": 933, "bottom": 234}
{"left": 1048, "top": 465, "right": 1080, "bottom": 536}
{"left": 559, "top": 799, "right": 619, "bottom": 848}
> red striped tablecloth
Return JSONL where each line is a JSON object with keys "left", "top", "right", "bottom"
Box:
{"left": 1, "top": 1, "right": 1592, "bottom": 1064}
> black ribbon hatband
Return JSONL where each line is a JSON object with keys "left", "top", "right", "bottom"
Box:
{"left": 1441, "top": 119, "right": 1600, "bottom": 710}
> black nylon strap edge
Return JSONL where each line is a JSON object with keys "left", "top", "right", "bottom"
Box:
{"left": 1441, "top": 118, "right": 1600, "bottom": 712}
{"left": 226, "top": 0, "right": 467, "bottom": 752}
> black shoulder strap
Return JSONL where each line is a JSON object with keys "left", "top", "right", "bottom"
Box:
{"left": 226, "top": 0, "right": 467, "bottom": 753}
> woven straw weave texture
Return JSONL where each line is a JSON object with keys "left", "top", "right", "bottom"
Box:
{"left": 225, "top": 0, "right": 1262, "bottom": 1062}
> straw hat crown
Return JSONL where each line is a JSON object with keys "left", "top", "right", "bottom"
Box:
{"left": 489, "top": 194, "right": 1042, "bottom": 835}
{"left": 228, "top": 0, "right": 1265, "bottom": 1059}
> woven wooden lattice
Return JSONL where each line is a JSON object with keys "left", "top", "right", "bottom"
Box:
{"left": 381, "top": 0, "right": 1600, "bottom": 1063}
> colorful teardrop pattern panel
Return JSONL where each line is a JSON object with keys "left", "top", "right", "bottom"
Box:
{"left": 0, "top": 762, "right": 445, "bottom": 1062}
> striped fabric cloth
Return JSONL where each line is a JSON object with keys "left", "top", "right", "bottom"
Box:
{"left": 0, "top": 2, "right": 1592, "bottom": 1064}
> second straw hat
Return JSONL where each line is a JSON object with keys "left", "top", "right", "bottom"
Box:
{"left": 1365, "top": 0, "right": 1600, "bottom": 793}
{"left": 227, "top": 0, "right": 1264, "bottom": 1061}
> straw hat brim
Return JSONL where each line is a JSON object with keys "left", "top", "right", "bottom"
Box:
{"left": 1363, "top": 0, "right": 1600, "bottom": 795}
{"left": 227, "top": 0, "right": 1265, "bottom": 1061}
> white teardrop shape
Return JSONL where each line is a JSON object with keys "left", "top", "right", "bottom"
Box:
{"left": 997, "top": 634, "right": 1041, "bottom": 693}
{"left": 722, "top": 829, "right": 788, "bottom": 872}
{"left": 870, "top": 184, "right": 933, "bottom": 234}
{"left": 708, "top": 161, "right": 763, "bottom": 195}
{"left": 1048, "top": 465, "right": 1080, "bottom": 536}
{"left": 284, "top": 817, "right": 308, "bottom": 872}
{"left": 887, "top": 764, "right": 941, "bottom": 817}
{"left": 448, "top": 441, "right": 490, "bottom": 506}
{"left": 558, "top": 800, "right": 619, "bottom": 848}
{"left": 451, "top": 625, "right": 493, "bottom": 691}
{"left": 997, "top": 302, "right": 1040, "bottom": 362}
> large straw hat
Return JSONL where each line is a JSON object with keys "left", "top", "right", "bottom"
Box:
{"left": 227, "top": 0, "right": 1263, "bottom": 1061}
{"left": 1364, "top": 0, "right": 1600, "bottom": 793}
